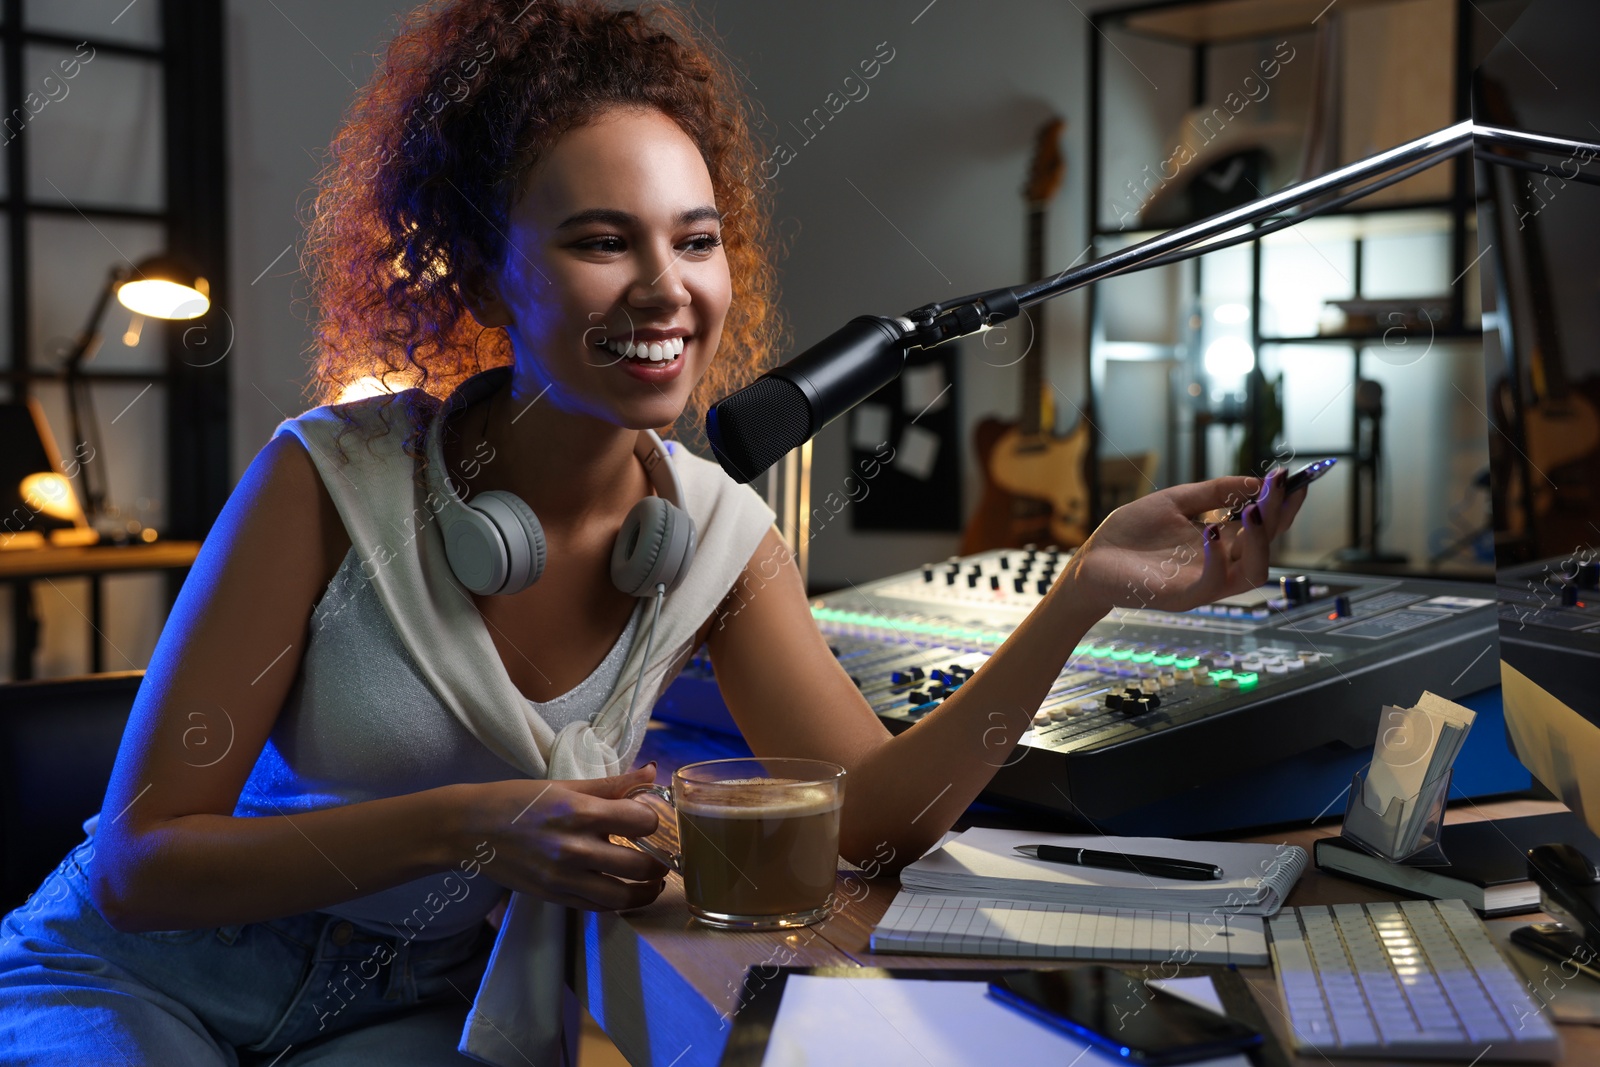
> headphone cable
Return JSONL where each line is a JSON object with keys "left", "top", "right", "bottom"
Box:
{"left": 620, "top": 581, "right": 668, "bottom": 753}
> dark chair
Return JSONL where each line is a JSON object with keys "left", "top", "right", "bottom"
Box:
{"left": 0, "top": 671, "right": 142, "bottom": 912}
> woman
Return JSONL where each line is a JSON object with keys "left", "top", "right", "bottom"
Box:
{"left": 0, "top": 1, "right": 1303, "bottom": 1063}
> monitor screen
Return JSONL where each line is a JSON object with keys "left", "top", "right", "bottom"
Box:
{"left": 1477, "top": 0, "right": 1600, "bottom": 836}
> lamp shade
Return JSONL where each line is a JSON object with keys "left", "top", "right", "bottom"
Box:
{"left": 116, "top": 255, "right": 210, "bottom": 320}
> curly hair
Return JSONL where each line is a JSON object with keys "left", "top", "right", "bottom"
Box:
{"left": 301, "top": 0, "right": 782, "bottom": 461}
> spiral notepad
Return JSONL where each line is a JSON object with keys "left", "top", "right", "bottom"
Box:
{"left": 898, "top": 827, "right": 1308, "bottom": 915}
{"left": 870, "top": 893, "right": 1270, "bottom": 965}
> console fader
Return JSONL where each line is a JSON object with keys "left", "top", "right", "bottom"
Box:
{"left": 656, "top": 548, "right": 1501, "bottom": 830}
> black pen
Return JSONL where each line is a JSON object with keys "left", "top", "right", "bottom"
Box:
{"left": 1013, "top": 844, "right": 1224, "bottom": 881}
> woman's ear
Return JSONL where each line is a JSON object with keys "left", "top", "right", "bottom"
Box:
{"left": 458, "top": 265, "right": 514, "bottom": 328}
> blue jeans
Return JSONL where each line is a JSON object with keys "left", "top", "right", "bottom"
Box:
{"left": 0, "top": 838, "right": 497, "bottom": 1065}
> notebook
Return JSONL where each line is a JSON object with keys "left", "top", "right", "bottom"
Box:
{"left": 869, "top": 893, "right": 1270, "bottom": 965}
{"left": 1314, "top": 811, "right": 1599, "bottom": 916}
{"left": 899, "top": 827, "right": 1307, "bottom": 915}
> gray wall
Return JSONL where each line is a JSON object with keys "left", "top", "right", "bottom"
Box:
{"left": 226, "top": 0, "right": 1097, "bottom": 593}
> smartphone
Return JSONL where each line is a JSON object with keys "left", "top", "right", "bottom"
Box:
{"left": 1510, "top": 922, "right": 1600, "bottom": 982}
{"left": 1225, "top": 457, "right": 1337, "bottom": 521}
{"left": 987, "top": 966, "right": 1262, "bottom": 1065}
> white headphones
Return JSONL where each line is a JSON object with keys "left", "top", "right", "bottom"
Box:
{"left": 424, "top": 366, "right": 697, "bottom": 599}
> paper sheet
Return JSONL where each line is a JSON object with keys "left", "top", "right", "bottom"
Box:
{"left": 850, "top": 403, "right": 892, "bottom": 451}
{"left": 1502, "top": 662, "right": 1600, "bottom": 844}
{"left": 902, "top": 362, "right": 948, "bottom": 417}
{"left": 894, "top": 424, "right": 940, "bottom": 480}
{"left": 760, "top": 975, "right": 1251, "bottom": 1067}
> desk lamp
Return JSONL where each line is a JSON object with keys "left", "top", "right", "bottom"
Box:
{"left": 62, "top": 254, "right": 210, "bottom": 524}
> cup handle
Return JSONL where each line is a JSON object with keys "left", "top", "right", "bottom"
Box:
{"left": 623, "top": 784, "right": 682, "bottom": 874}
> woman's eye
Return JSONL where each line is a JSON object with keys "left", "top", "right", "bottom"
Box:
{"left": 580, "top": 236, "right": 625, "bottom": 253}
{"left": 681, "top": 233, "right": 723, "bottom": 254}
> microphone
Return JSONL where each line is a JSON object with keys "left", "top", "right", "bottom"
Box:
{"left": 705, "top": 315, "right": 912, "bottom": 483}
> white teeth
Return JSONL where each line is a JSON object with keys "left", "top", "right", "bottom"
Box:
{"left": 603, "top": 336, "right": 684, "bottom": 362}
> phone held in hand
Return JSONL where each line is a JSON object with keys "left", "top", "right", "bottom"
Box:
{"left": 987, "top": 966, "right": 1263, "bottom": 1066}
{"left": 1223, "top": 457, "right": 1337, "bottom": 522}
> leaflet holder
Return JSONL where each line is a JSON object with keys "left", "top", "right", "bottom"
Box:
{"left": 1339, "top": 764, "right": 1453, "bottom": 867}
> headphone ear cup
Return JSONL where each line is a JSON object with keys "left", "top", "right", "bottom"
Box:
{"left": 443, "top": 508, "right": 509, "bottom": 596}
{"left": 611, "top": 496, "right": 694, "bottom": 597}
{"left": 464, "top": 490, "right": 546, "bottom": 595}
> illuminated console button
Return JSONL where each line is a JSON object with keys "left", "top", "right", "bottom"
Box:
{"left": 1217, "top": 676, "right": 1240, "bottom": 690}
{"left": 1131, "top": 651, "right": 1154, "bottom": 664}
{"left": 1173, "top": 668, "right": 1193, "bottom": 682}
{"left": 1152, "top": 654, "right": 1176, "bottom": 667}
{"left": 1173, "top": 656, "right": 1200, "bottom": 670}
{"left": 1232, "top": 671, "right": 1259, "bottom": 688}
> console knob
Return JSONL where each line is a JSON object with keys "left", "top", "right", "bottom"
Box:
{"left": 1281, "top": 574, "right": 1311, "bottom": 604}
{"left": 1333, "top": 594, "right": 1352, "bottom": 618}
{"left": 1562, "top": 584, "right": 1580, "bottom": 608}
{"left": 990, "top": 575, "right": 1001, "bottom": 591}
{"left": 1580, "top": 561, "right": 1600, "bottom": 591}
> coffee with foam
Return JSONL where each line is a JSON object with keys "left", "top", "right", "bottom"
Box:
{"left": 677, "top": 775, "right": 842, "bottom": 923}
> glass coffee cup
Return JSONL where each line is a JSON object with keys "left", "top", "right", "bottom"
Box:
{"left": 625, "top": 758, "right": 846, "bottom": 930}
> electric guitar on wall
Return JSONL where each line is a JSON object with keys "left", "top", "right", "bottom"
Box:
{"left": 960, "top": 117, "right": 1091, "bottom": 553}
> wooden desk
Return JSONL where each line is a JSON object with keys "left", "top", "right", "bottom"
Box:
{"left": 0, "top": 541, "right": 200, "bottom": 678}
{"left": 574, "top": 724, "right": 1594, "bottom": 1066}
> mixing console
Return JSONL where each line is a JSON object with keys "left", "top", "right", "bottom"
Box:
{"left": 657, "top": 548, "right": 1504, "bottom": 833}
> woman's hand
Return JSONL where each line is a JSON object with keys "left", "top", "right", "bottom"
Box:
{"left": 1062, "top": 468, "right": 1306, "bottom": 616}
{"left": 461, "top": 764, "right": 669, "bottom": 912}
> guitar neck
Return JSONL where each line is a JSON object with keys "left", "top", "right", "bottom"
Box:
{"left": 1022, "top": 205, "right": 1046, "bottom": 436}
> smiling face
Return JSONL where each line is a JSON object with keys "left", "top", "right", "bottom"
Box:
{"left": 466, "top": 106, "right": 731, "bottom": 430}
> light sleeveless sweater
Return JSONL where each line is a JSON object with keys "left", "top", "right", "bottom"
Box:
{"left": 262, "top": 384, "right": 774, "bottom": 1066}
{"left": 231, "top": 544, "right": 644, "bottom": 940}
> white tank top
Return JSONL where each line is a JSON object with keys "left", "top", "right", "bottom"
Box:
{"left": 231, "top": 545, "right": 643, "bottom": 939}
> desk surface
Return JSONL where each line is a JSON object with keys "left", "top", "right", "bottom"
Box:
{"left": 0, "top": 540, "right": 201, "bottom": 580}
{"left": 575, "top": 724, "right": 1595, "bottom": 1067}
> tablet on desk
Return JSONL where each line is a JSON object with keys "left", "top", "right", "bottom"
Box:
{"left": 718, "top": 964, "right": 1289, "bottom": 1067}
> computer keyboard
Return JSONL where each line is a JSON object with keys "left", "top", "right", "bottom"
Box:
{"left": 1267, "top": 899, "right": 1561, "bottom": 1061}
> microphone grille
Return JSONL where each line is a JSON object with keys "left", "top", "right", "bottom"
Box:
{"left": 706, "top": 375, "right": 812, "bottom": 483}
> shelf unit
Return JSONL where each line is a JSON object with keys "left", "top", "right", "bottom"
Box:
{"left": 1080, "top": 0, "right": 1505, "bottom": 570}
{"left": 0, "top": 1, "right": 228, "bottom": 679}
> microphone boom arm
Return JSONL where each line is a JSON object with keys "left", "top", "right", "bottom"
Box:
{"left": 706, "top": 121, "right": 1600, "bottom": 483}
